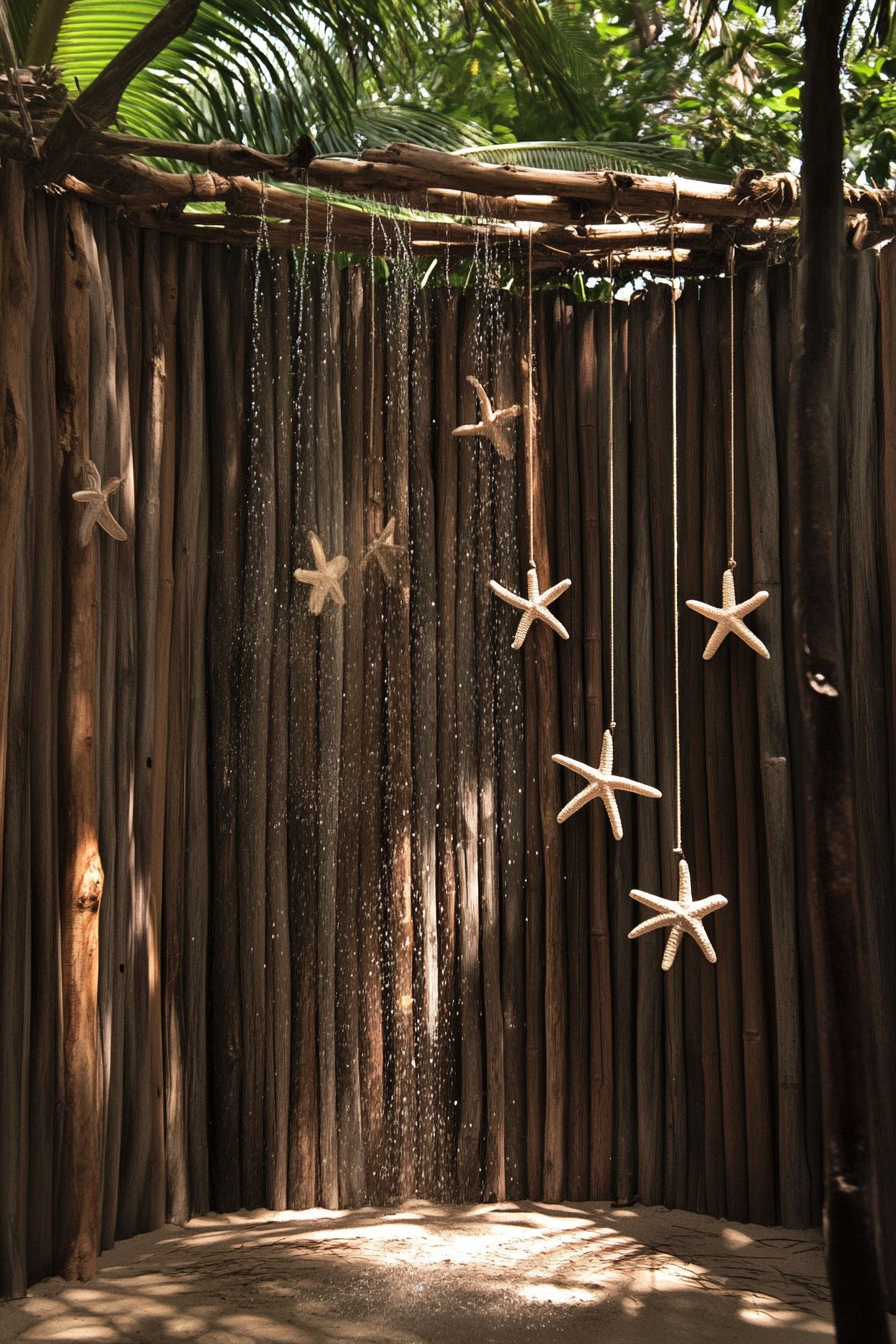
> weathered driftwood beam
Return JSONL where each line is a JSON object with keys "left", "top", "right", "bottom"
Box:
{"left": 84, "top": 127, "right": 316, "bottom": 178}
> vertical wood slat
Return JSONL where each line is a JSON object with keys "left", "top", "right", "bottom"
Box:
{"left": 494, "top": 297, "right": 526, "bottom": 1200}
{"left": 435, "top": 289, "right": 460, "bottom": 1200}
{"left": 55, "top": 197, "right": 104, "bottom": 1283}
{"left": 552, "top": 293, "right": 589, "bottom": 1200}
{"left": 409, "top": 286, "right": 439, "bottom": 1198}
{"left": 576, "top": 302, "right": 611, "bottom": 1201}
{"left": 25, "top": 192, "right": 61, "bottom": 1285}
{"left": 336, "top": 264, "right": 366, "bottom": 1207}
{"left": 628, "top": 293, "right": 664, "bottom": 1206}
{"left": 455, "top": 294, "right": 483, "bottom": 1200}
{"left": 204, "top": 243, "right": 244, "bottom": 1213}
{"left": 264, "top": 253, "right": 293, "bottom": 1212}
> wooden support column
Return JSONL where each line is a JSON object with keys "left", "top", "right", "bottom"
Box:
{"left": 787, "top": 2, "right": 889, "bottom": 1337}
{"left": 55, "top": 196, "right": 103, "bottom": 1282}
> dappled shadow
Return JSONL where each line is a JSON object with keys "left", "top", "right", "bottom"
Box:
{"left": 0, "top": 1201, "right": 856, "bottom": 1343}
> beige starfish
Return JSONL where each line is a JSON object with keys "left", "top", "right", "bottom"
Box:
{"left": 72, "top": 459, "right": 127, "bottom": 547}
{"left": 293, "top": 530, "right": 348, "bottom": 615}
{"left": 362, "top": 516, "right": 404, "bottom": 587}
{"left": 629, "top": 856, "right": 727, "bottom": 970}
{"left": 490, "top": 565, "right": 570, "bottom": 649}
{"left": 686, "top": 567, "right": 770, "bottom": 660}
{"left": 452, "top": 376, "right": 521, "bottom": 460}
{"left": 553, "top": 728, "right": 661, "bottom": 841}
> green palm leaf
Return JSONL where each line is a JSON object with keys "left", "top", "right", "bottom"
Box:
{"left": 458, "top": 140, "right": 734, "bottom": 183}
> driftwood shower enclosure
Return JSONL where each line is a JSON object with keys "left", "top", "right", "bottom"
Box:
{"left": 3, "top": 172, "right": 896, "bottom": 1301}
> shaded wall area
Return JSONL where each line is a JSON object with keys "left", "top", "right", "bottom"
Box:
{"left": 1, "top": 192, "right": 895, "bottom": 1301}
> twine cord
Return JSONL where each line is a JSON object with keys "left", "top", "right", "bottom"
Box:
{"left": 728, "top": 244, "right": 736, "bottom": 571}
{"left": 671, "top": 221, "right": 682, "bottom": 856}
{"left": 608, "top": 252, "right": 616, "bottom": 732}
{"left": 527, "top": 227, "right": 536, "bottom": 570}
{"left": 370, "top": 213, "right": 376, "bottom": 471}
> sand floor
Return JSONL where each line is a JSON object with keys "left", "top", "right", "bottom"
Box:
{"left": 1, "top": 1201, "right": 894, "bottom": 1343}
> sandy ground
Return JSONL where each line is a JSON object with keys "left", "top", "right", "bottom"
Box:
{"left": 2, "top": 1201, "right": 894, "bottom": 1343}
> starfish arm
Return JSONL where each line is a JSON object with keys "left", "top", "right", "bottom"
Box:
{"left": 327, "top": 580, "right": 347, "bottom": 607}
{"left": 677, "top": 862, "right": 692, "bottom": 904}
{"left": 489, "top": 580, "right": 530, "bottom": 612}
{"left": 492, "top": 430, "right": 515, "bottom": 461}
{"left": 685, "top": 598, "right": 723, "bottom": 621}
{"left": 466, "top": 374, "right": 490, "bottom": 408}
{"left": 381, "top": 517, "right": 396, "bottom": 544}
{"left": 691, "top": 895, "right": 728, "bottom": 918}
{"left": 377, "top": 549, "right": 402, "bottom": 587}
{"left": 309, "top": 532, "right": 327, "bottom": 570}
{"left": 610, "top": 775, "right": 662, "bottom": 800}
{"left": 493, "top": 404, "right": 521, "bottom": 422}
{"left": 628, "top": 911, "right": 678, "bottom": 940}
{"left": 82, "top": 460, "right": 102, "bottom": 492}
{"left": 511, "top": 609, "right": 536, "bottom": 650}
{"left": 552, "top": 754, "right": 599, "bottom": 785}
{"left": 628, "top": 889, "right": 677, "bottom": 916}
{"left": 72, "top": 490, "right": 97, "bottom": 503}
{"left": 733, "top": 589, "right": 769, "bottom": 618}
{"left": 293, "top": 568, "right": 318, "bottom": 585}
{"left": 78, "top": 508, "right": 97, "bottom": 547}
{"left": 309, "top": 584, "right": 326, "bottom": 616}
{"left": 452, "top": 423, "right": 482, "bottom": 438}
{"left": 730, "top": 618, "right": 770, "bottom": 659}
{"left": 661, "top": 926, "right": 684, "bottom": 971}
{"left": 330, "top": 555, "right": 350, "bottom": 578}
{"left": 540, "top": 577, "right": 572, "bottom": 605}
{"left": 602, "top": 788, "right": 624, "bottom": 841}
{"left": 683, "top": 917, "right": 718, "bottom": 963}
{"left": 97, "top": 509, "right": 127, "bottom": 542}
{"left": 103, "top": 477, "right": 122, "bottom": 499}
{"left": 599, "top": 730, "right": 613, "bottom": 773}
{"left": 702, "top": 621, "right": 731, "bottom": 660}
{"left": 557, "top": 783, "right": 600, "bottom": 825}
{"left": 537, "top": 607, "right": 570, "bottom": 641}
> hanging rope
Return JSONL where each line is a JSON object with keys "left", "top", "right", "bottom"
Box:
{"left": 671, "top": 220, "right": 683, "bottom": 856}
{"left": 608, "top": 251, "right": 616, "bottom": 732}
{"left": 527, "top": 227, "right": 536, "bottom": 570}
{"left": 728, "top": 244, "right": 737, "bottom": 572}
{"left": 369, "top": 211, "right": 376, "bottom": 471}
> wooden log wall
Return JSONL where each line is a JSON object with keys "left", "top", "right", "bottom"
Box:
{"left": 2, "top": 195, "right": 896, "bottom": 1306}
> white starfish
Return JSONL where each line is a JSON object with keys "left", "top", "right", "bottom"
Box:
{"left": 72, "top": 459, "right": 127, "bottom": 547}
{"left": 362, "top": 516, "right": 404, "bottom": 587}
{"left": 686, "top": 567, "right": 770, "bottom": 660}
{"left": 293, "top": 530, "right": 349, "bottom": 615}
{"left": 452, "top": 375, "right": 521, "bottom": 460}
{"left": 490, "top": 565, "right": 570, "bottom": 649}
{"left": 553, "top": 727, "right": 661, "bottom": 841}
{"left": 629, "top": 856, "right": 728, "bottom": 970}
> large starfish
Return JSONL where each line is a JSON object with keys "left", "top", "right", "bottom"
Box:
{"left": 686, "top": 567, "right": 770, "bottom": 660}
{"left": 294, "top": 530, "right": 349, "bottom": 615}
{"left": 72, "top": 459, "right": 127, "bottom": 546}
{"left": 629, "top": 856, "right": 728, "bottom": 970}
{"left": 362, "top": 516, "right": 404, "bottom": 588}
{"left": 553, "top": 728, "right": 661, "bottom": 840}
{"left": 490, "top": 565, "right": 570, "bottom": 649}
{"left": 452, "top": 376, "right": 521, "bottom": 460}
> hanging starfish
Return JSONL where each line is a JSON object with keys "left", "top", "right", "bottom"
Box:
{"left": 686, "top": 567, "right": 770, "bottom": 660}
{"left": 490, "top": 566, "right": 570, "bottom": 649}
{"left": 629, "top": 856, "right": 728, "bottom": 970}
{"left": 553, "top": 728, "right": 661, "bottom": 841}
{"left": 72, "top": 459, "right": 127, "bottom": 547}
{"left": 452, "top": 376, "right": 521, "bottom": 460}
{"left": 362, "top": 516, "right": 404, "bottom": 588}
{"left": 293, "top": 530, "right": 348, "bottom": 615}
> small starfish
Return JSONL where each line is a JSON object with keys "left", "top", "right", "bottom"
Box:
{"left": 72, "top": 460, "right": 127, "bottom": 547}
{"left": 452, "top": 376, "right": 521, "bottom": 460}
{"left": 490, "top": 565, "right": 570, "bottom": 649}
{"left": 293, "top": 530, "right": 349, "bottom": 615}
{"left": 628, "top": 856, "right": 728, "bottom": 970}
{"left": 362, "top": 516, "right": 404, "bottom": 588}
{"left": 553, "top": 728, "right": 661, "bottom": 841}
{"left": 686, "top": 567, "right": 770, "bottom": 660}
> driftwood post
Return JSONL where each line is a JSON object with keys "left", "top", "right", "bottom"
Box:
{"left": 55, "top": 197, "right": 104, "bottom": 1282}
{"left": 787, "top": 2, "right": 889, "bottom": 1336}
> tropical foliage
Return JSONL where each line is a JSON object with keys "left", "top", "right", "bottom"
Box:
{"left": 2, "top": 0, "right": 895, "bottom": 185}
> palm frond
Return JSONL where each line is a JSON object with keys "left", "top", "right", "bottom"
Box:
{"left": 458, "top": 140, "right": 734, "bottom": 183}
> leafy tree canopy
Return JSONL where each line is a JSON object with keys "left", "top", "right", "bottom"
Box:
{"left": 4, "top": 0, "right": 894, "bottom": 185}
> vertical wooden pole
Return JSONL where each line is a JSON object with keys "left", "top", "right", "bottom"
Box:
{"left": 788, "top": 4, "right": 889, "bottom": 1334}
{"left": 336, "top": 265, "right": 366, "bottom": 1207}
{"left": 410, "top": 286, "right": 439, "bottom": 1197}
{"left": 55, "top": 196, "right": 103, "bottom": 1282}
{"left": 385, "top": 255, "right": 417, "bottom": 1200}
{"left": 0, "top": 162, "right": 31, "bottom": 924}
